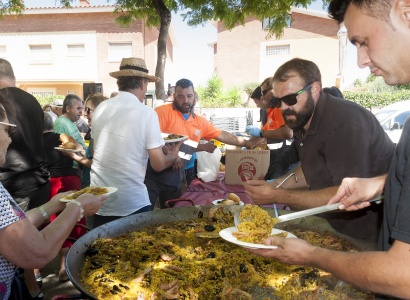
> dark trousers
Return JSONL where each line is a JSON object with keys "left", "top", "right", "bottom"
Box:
{"left": 145, "top": 177, "right": 182, "bottom": 209}
{"left": 92, "top": 205, "right": 151, "bottom": 229}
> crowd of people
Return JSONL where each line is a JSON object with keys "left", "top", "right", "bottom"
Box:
{"left": 0, "top": 0, "right": 410, "bottom": 298}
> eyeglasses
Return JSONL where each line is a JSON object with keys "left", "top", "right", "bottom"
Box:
{"left": 85, "top": 107, "right": 94, "bottom": 114}
{"left": 0, "top": 121, "right": 17, "bottom": 137}
{"left": 270, "top": 83, "right": 313, "bottom": 108}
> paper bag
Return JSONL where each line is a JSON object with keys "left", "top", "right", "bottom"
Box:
{"left": 197, "top": 147, "right": 222, "bottom": 182}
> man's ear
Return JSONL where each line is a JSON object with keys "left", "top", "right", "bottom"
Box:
{"left": 396, "top": 0, "right": 410, "bottom": 25}
{"left": 311, "top": 82, "right": 321, "bottom": 97}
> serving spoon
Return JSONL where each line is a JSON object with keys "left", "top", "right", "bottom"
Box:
{"left": 234, "top": 194, "right": 383, "bottom": 227}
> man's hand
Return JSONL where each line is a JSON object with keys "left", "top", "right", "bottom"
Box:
{"left": 245, "top": 125, "right": 261, "bottom": 137}
{"left": 243, "top": 180, "right": 277, "bottom": 205}
{"left": 172, "top": 157, "right": 183, "bottom": 171}
{"left": 328, "top": 176, "right": 386, "bottom": 210}
{"left": 164, "top": 140, "right": 184, "bottom": 158}
{"left": 247, "top": 236, "right": 316, "bottom": 265}
{"left": 197, "top": 142, "right": 217, "bottom": 153}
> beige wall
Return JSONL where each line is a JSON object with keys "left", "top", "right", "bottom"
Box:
{"left": 215, "top": 12, "right": 340, "bottom": 89}
{"left": 0, "top": 10, "right": 174, "bottom": 100}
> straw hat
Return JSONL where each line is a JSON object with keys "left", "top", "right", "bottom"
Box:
{"left": 109, "top": 57, "right": 160, "bottom": 82}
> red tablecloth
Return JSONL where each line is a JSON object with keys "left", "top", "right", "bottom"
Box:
{"left": 168, "top": 173, "right": 285, "bottom": 209}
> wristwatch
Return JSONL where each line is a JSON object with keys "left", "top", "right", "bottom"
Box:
{"left": 260, "top": 130, "right": 264, "bottom": 138}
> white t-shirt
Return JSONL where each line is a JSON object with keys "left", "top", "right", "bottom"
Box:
{"left": 91, "top": 91, "right": 165, "bottom": 216}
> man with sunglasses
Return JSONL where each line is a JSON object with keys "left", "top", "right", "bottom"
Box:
{"left": 244, "top": 58, "right": 395, "bottom": 244}
{"left": 246, "top": 77, "right": 293, "bottom": 162}
{"left": 247, "top": 1, "right": 410, "bottom": 298}
{"left": 246, "top": 78, "right": 292, "bottom": 142}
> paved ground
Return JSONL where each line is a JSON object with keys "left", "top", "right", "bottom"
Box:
{"left": 40, "top": 257, "right": 83, "bottom": 300}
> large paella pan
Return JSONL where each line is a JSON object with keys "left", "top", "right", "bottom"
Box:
{"left": 66, "top": 205, "right": 374, "bottom": 299}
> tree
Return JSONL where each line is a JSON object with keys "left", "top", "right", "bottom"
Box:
{"left": 1, "top": 0, "right": 331, "bottom": 99}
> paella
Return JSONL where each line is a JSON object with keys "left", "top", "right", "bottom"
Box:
{"left": 80, "top": 207, "right": 373, "bottom": 300}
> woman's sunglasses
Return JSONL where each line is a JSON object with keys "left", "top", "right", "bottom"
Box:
{"left": 270, "top": 83, "right": 313, "bottom": 108}
{"left": 0, "top": 121, "right": 17, "bottom": 137}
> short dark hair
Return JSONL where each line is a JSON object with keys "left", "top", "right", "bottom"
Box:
{"left": 328, "top": 0, "right": 394, "bottom": 24}
{"left": 175, "top": 78, "right": 194, "bottom": 91}
{"left": 0, "top": 58, "right": 15, "bottom": 81}
{"left": 323, "top": 86, "right": 343, "bottom": 98}
{"left": 43, "top": 112, "right": 54, "bottom": 131}
{"left": 251, "top": 86, "right": 262, "bottom": 100}
{"left": 62, "top": 94, "right": 82, "bottom": 114}
{"left": 273, "top": 58, "right": 321, "bottom": 87}
{"left": 0, "top": 92, "right": 7, "bottom": 122}
{"left": 261, "top": 77, "right": 274, "bottom": 89}
{"left": 117, "top": 76, "right": 146, "bottom": 91}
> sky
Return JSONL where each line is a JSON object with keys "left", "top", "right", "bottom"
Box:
{"left": 24, "top": 0, "right": 369, "bottom": 88}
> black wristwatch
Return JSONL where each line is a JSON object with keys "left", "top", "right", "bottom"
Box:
{"left": 260, "top": 130, "right": 264, "bottom": 137}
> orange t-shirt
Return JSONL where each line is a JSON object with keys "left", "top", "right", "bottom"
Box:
{"left": 262, "top": 108, "right": 286, "bottom": 131}
{"left": 155, "top": 104, "right": 222, "bottom": 142}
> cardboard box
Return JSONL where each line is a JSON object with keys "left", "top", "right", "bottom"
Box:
{"left": 224, "top": 149, "right": 270, "bottom": 185}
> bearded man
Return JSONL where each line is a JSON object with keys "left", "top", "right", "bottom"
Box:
{"left": 145, "top": 78, "right": 254, "bottom": 209}
{"left": 244, "top": 58, "right": 394, "bottom": 245}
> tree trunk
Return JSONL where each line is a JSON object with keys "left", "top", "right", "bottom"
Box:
{"left": 153, "top": 0, "right": 171, "bottom": 100}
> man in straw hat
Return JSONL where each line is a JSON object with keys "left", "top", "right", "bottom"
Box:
{"left": 90, "top": 57, "right": 183, "bottom": 228}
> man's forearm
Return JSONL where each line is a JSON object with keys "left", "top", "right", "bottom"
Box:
{"left": 276, "top": 186, "right": 339, "bottom": 209}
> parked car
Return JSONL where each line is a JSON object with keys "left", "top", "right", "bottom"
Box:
{"left": 374, "top": 100, "right": 410, "bottom": 144}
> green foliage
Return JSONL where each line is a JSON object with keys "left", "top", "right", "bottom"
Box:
{"left": 34, "top": 95, "right": 65, "bottom": 108}
{"left": 197, "top": 74, "right": 243, "bottom": 108}
{"left": 345, "top": 74, "right": 410, "bottom": 108}
{"left": 243, "top": 82, "right": 260, "bottom": 97}
{"left": 343, "top": 90, "right": 410, "bottom": 109}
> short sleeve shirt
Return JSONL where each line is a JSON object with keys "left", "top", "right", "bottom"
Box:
{"left": 293, "top": 93, "right": 395, "bottom": 241}
{"left": 54, "top": 116, "right": 86, "bottom": 148}
{"left": 91, "top": 91, "right": 164, "bottom": 216}
{"left": 262, "top": 108, "right": 286, "bottom": 131}
{"left": 155, "top": 104, "right": 222, "bottom": 142}
{"left": 380, "top": 118, "right": 410, "bottom": 251}
{"left": 0, "top": 184, "right": 26, "bottom": 299}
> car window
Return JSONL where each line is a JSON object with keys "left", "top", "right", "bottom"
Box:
{"left": 394, "top": 111, "right": 410, "bottom": 128}
{"left": 375, "top": 110, "right": 395, "bottom": 123}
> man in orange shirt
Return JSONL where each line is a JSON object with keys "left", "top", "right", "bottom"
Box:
{"left": 145, "top": 78, "right": 254, "bottom": 209}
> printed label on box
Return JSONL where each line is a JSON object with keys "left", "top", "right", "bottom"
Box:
{"left": 225, "top": 149, "right": 270, "bottom": 185}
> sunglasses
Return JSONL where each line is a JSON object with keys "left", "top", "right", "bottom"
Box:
{"left": 270, "top": 83, "right": 313, "bottom": 108}
{"left": 0, "top": 121, "right": 17, "bottom": 137}
{"left": 84, "top": 107, "right": 94, "bottom": 114}
{"left": 261, "top": 88, "right": 272, "bottom": 97}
